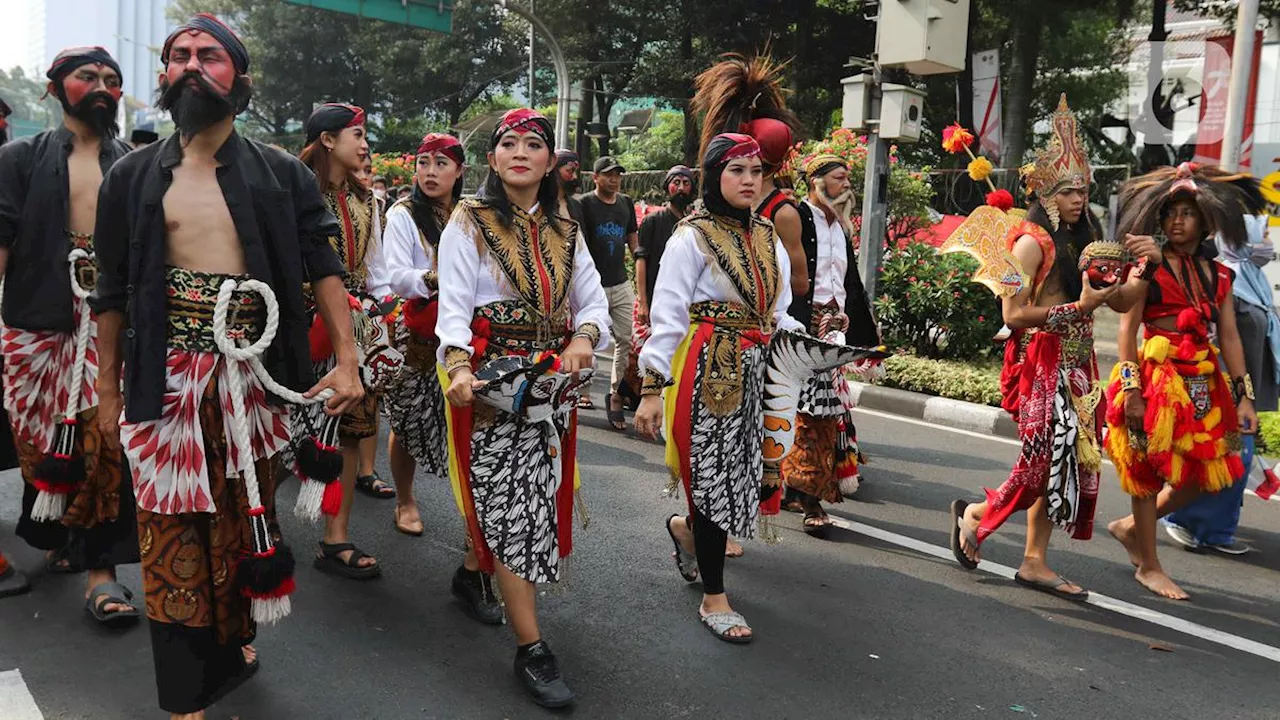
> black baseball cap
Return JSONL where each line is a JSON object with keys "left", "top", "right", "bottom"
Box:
{"left": 593, "top": 156, "right": 625, "bottom": 174}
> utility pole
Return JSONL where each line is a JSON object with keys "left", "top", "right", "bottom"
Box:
{"left": 527, "top": 0, "right": 536, "bottom": 108}
{"left": 1220, "top": 0, "right": 1259, "bottom": 171}
{"left": 858, "top": 66, "right": 889, "bottom": 302}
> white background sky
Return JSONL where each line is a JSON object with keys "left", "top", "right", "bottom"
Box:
{"left": 0, "top": 0, "right": 33, "bottom": 73}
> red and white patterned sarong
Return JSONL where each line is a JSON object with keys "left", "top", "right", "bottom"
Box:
{"left": 122, "top": 349, "right": 290, "bottom": 515}
{"left": 2, "top": 308, "right": 100, "bottom": 452}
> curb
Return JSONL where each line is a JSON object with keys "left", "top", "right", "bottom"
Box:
{"left": 850, "top": 382, "right": 1019, "bottom": 440}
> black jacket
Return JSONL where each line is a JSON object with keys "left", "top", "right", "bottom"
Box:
{"left": 0, "top": 126, "right": 131, "bottom": 331}
{"left": 91, "top": 131, "right": 345, "bottom": 422}
{"left": 790, "top": 201, "right": 880, "bottom": 347}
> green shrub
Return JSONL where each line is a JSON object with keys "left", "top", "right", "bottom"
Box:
{"left": 873, "top": 241, "right": 1004, "bottom": 360}
{"left": 874, "top": 354, "right": 1003, "bottom": 407}
{"left": 1257, "top": 412, "right": 1280, "bottom": 456}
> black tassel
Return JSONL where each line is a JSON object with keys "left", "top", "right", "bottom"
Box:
{"left": 236, "top": 542, "right": 297, "bottom": 599}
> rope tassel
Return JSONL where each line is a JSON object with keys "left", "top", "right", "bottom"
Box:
{"left": 292, "top": 414, "right": 343, "bottom": 522}
{"left": 33, "top": 249, "right": 95, "bottom": 521}
{"left": 213, "top": 278, "right": 337, "bottom": 623}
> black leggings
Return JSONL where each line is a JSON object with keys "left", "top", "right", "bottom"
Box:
{"left": 691, "top": 510, "right": 728, "bottom": 595}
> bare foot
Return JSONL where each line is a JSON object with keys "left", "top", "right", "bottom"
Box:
{"left": 1135, "top": 567, "right": 1190, "bottom": 600}
{"left": 242, "top": 645, "right": 258, "bottom": 665}
{"left": 725, "top": 539, "right": 744, "bottom": 558}
{"left": 1108, "top": 519, "right": 1141, "bottom": 568}
{"left": 701, "top": 596, "right": 752, "bottom": 640}
{"left": 958, "top": 506, "right": 982, "bottom": 564}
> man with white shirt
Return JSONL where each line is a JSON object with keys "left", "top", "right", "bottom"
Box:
{"left": 781, "top": 154, "right": 881, "bottom": 536}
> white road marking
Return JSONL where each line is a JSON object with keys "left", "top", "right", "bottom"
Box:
{"left": 827, "top": 515, "right": 1280, "bottom": 663}
{"left": 851, "top": 406, "right": 1278, "bottom": 502}
{"left": 0, "top": 669, "right": 44, "bottom": 720}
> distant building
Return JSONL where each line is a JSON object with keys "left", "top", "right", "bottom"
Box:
{"left": 26, "top": 0, "right": 175, "bottom": 107}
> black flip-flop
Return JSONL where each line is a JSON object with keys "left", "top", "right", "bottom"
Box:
{"left": 0, "top": 565, "right": 31, "bottom": 598}
{"left": 85, "top": 581, "right": 141, "bottom": 628}
{"left": 46, "top": 547, "right": 81, "bottom": 574}
{"left": 950, "top": 500, "right": 979, "bottom": 570}
{"left": 1014, "top": 573, "right": 1090, "bottom": 602}
{"left": 355, "top": 473, "right": 396, "bottom": 499}
{"left": 605, "top": 393, "right": 626, "bottom": 431}
{"left": 802, "top": 512, "right": 830, "bottom": 539}
{"left": 665, "top": 515, "right": 698, "bottom": 582}
{"left": 314, "top": 541, "right": 382, "bottom": 580}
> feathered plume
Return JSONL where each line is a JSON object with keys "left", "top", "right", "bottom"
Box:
{"left": 692, "top": 52, "right": 801, "bottom": 170}
{"left": 1117, "top": 162, "right": 1261, "bottom": 250}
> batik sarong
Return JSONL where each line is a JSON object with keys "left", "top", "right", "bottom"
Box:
{"left": 664, "top": 301, "right": 770, "bottom": 540}
{"left": 978, "top": 318, "right": 1101, "bottom": 543}
{"left": 443, "top": 300, "right": 580, "bottom": 584}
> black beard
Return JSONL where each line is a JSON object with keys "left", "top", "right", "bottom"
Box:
{"left": 62, "top": 91, "right": 119, "bottom": 138}
{"left": 561, "top": 176, "right": 581, "bottom": 195}
{"left": 669, "top": 190, "right": 694, "bottom": 210}
{"left": 157, "top": 72, "right": 251, "bottom": 138}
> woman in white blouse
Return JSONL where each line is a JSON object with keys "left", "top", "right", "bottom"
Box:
{"left": 377, "top": 133, "right": 509, "bottom": 626}
{"left": 635, "top": 133, "right": 804, "bottom": 644}
{"left": 434, "top": 108, "right": 611, "bottom": 708}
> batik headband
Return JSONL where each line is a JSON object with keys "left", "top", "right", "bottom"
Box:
{"left": 162, "top": 13, "right": 249, "bottom": 74}
{"left": 46, "top": 46, "right": 122, "bottom": 85}
{"left": 304, "top": 103, "right": 366, "bottom": 146}
{"left": 491, "top": 108, "right": 553, "bottom": 148}
{"left": 804, "top": 153, "right": 848, "bottom": 179}
{"left": 417, "top": 133, "right": 464, "bottom": 163}
{"left": 704, "top": 132, "right": 762, "bottom": 169}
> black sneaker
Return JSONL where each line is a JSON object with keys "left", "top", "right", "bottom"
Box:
{"left": 1206, "top": 540, "right": 1253, "bottom": 556}
{"left": 514, "top": 640, "right": 575, "bottom": 708}
{"left": 451, "top": 566, "right": 504, "bottom": 626}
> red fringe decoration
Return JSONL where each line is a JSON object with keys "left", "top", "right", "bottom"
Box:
{"left": 320, "top": 480, "right": 343, "bottom": 516}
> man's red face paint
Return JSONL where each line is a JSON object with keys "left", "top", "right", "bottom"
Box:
{"left": 60, "top": 65, "right": 122, "bottom": 107}
{"left": 164, "top": 30, "right": 236, "bottom": 95}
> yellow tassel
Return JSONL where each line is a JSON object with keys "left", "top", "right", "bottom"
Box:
{"left": 1076, "top": 432, "right": 1102, "bottom": 472}
{"left": 1203, "top": 460, "right": 1232, "bottom": 493}
{"left": 1196, "top": 361, "right": 1215, "bottom": 375}
{"left": 1192, "top": 432, "right": 1212, "bottom": 444}
{"left": 1173, "top": 431, "right": 1194, "bottom": 453}
{"left": 1169, "top": 453, "right": 1185, "bottom": 485}
{"left": 1202, "top": 407, "right": 1222, "bottom": 431}
{"left": 1144, "top": 335, "right": 1171, "bottom": 363}
{"left": 1148, "top": 397, "right": 1177, "bottom": 454}
{"left": 1191, "top": 348, "right": 1209, "bottom": 362}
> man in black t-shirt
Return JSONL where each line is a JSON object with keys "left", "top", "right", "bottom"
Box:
{"left": 576, "top": 156, "right": 638, "bottom": 427}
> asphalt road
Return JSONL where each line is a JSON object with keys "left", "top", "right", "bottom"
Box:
{"left": 1, "top": 404, "right": 1278, "bottom": 719}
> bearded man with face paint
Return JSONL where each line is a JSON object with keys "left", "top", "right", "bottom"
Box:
{"left": 91, "top": 14, "right": 363, "bottom": 718}
{"left": 0, "top": 46, "right": 141, "bottom": 625}
{"left": 437, "top": 108, "right": 611, "bottom": 707}
{"left": 779, "top": 154, "right": 883, "bottom": 536}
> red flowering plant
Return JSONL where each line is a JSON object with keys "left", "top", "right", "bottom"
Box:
{"left": 873, "top": 240, "right": 1003, "bottom": 360}
{"left": 371, "top": 152, "right": 415, "bottom": 186}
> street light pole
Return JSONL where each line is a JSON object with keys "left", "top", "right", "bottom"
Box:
{"left": 1220, "top": 0, "right": 1259, "bottom": 171}
{"left": 496, "top": 0, "right": 570, "bottom": 148}
{"left": 858, "top": 63, "right": 889, "bottom": 303}
{"left": 527, "top": 0, "right": 535, "bottom": 107}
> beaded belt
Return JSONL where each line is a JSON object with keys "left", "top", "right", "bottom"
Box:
{"left": 474, "top": 300, "right": 569, "bottom": 359}
{"left": 165, "top": 266, "right": 266, "bottom": 353}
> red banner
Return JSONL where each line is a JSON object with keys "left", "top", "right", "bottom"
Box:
{"left": 1195, "top": 31, "right": 1263, "bottom": 170}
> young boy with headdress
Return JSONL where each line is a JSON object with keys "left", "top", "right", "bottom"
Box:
{"left": 1104, "top": 162, "right": 1260, "bottom": 600}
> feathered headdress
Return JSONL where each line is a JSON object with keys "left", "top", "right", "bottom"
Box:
{"left": 692, "top": 52, "right": 801, "bottom": 172}
{"left": 1117, "top": 162, "right": 1261, "bottom": 249}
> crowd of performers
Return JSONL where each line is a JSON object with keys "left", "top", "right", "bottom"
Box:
{"left": 0, "top": 11, "right": 1273, "bottom": 720}
{"left": 949, "top": 95, "right": 1269, "bottom": 603}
